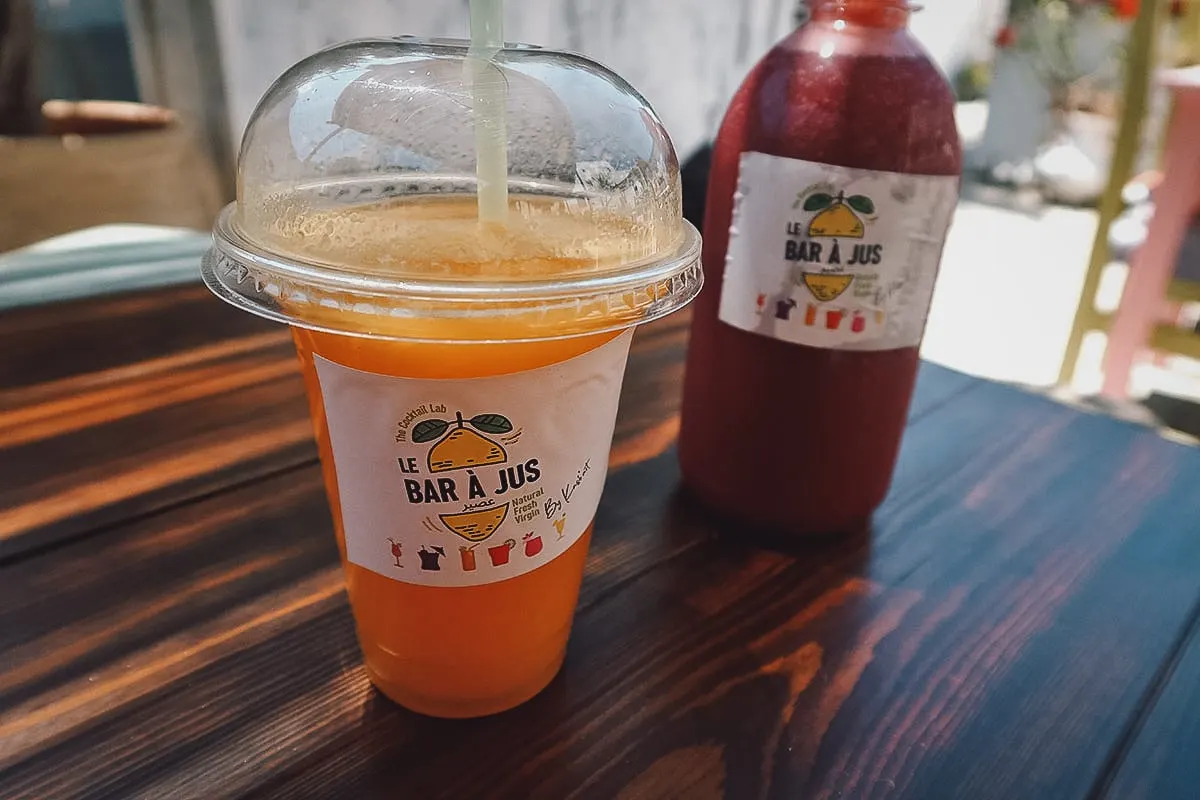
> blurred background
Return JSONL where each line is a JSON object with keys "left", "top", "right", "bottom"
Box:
{"left": 4, "top": 0, "right": 1200, "bottom": 433}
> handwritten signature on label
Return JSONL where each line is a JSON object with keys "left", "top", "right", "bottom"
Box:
{"left": 562, "top": 459, "right": 592, "bottom": 504}
{"left": 544, "top": 459, "right": 593, "bottom": 519}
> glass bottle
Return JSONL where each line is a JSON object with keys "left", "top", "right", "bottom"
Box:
{"left": 679, "top": 0, "right": 962, "bottom": 535}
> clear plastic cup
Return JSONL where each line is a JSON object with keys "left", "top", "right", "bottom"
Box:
{"left": 202, "top": 37, "right": 700, "bottom": 718}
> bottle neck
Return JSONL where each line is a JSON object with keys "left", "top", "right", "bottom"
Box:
{"left": 808, "top": 0, "right": 913, "bottom": 29}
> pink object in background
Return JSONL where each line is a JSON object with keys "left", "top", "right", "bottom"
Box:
{"left": 1103, "top": 68, "right": 1200, "bottom": 398}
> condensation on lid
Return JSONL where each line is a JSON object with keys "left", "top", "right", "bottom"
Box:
{"left": 204, "top": 37, "right": 700, "bottom": 341}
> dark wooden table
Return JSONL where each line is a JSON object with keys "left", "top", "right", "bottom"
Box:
{"left": 4, "top": 284, "right": 1200, "bottom": 800}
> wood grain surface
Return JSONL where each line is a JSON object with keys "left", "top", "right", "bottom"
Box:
{"left": 0, "top": 286, "right": 314, "bottom": 560}
{"left": 4, "top": 284, "right": 1200, "bottom": 800}
{"left": 1101, "top": 607, "right": 1200, "bottom": 800}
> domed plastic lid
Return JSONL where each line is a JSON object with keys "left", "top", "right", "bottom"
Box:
{"left": 202, "top": 37, "right": 701, "bottom": 342}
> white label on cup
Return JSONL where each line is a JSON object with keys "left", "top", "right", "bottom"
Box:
{"left": 312, "top": 331, "right": 632, "bottom": 587}
{"left": 719, "top": 151, "right": 959, "bottom": 351}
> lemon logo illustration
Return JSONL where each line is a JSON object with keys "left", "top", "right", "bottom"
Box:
{"left": 802, "top": 190, "right": 874, "bottom": 239}
{"left": 411, "top": 410, "right": 517, "bottom": 541}
{"left": 802, "top": 273, "right": 855, "bottom": 302}
{"left": 412, "top": 411, "right": 511, "bottom": 473}
{"left": 439, "top": 504, "right": 510, "bottom": 543}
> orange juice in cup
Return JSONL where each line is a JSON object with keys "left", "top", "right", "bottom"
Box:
{"left": 202, "top": 39, "right": 700, "bottom": 718}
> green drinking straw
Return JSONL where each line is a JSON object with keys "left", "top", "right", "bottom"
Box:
{"left": 468, "top": 0, "right": 508, "bottom": 225}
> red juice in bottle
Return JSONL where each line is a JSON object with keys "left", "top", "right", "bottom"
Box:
{"left": 679, "top": 0, "right": 962, "bottom": 535}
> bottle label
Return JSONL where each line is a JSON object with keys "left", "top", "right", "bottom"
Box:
{"left": 718, "top": 151, "right": 958, "bottom": 350}
{"left": 312, "top": 331, "right": 632, "bottom": 587}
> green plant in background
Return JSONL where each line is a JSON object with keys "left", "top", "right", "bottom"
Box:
{"left": 954, "top": 61, "right": 994, "bottom": 101}
{"left": 999, "top": 0, "right": 1126, "bottom": 120}
{"left": 992, "top": 0, "right": 1162, "bottom": 184}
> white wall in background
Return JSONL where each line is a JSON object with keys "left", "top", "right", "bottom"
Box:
{"left": 212, "top": 0, "right": 796, "bottom": 163}
{"left": 130, "top": 0, "right": 1011, "bottom": 183}
{"left": 911, "top": 0, "right": 1008, "bottom": 81}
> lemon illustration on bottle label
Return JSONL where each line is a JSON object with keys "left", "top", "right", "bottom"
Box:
{"left": 799, "top": 190, "right": 871, "bottom": 300}
{"left": 802, "top": 273, "right": 855, "bottom": 302}
{"left": 804, "top": 190, "right": 872, "bottom": 238}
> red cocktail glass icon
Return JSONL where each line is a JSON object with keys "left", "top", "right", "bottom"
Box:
{"left": 523, "top": 532, "right": 543, "bottom": 557}
{"left": 488, "top": 538, "right": 517, "bottom": 567}
{"left": 825, "top": 309, "right": 844, "bottom": 329}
